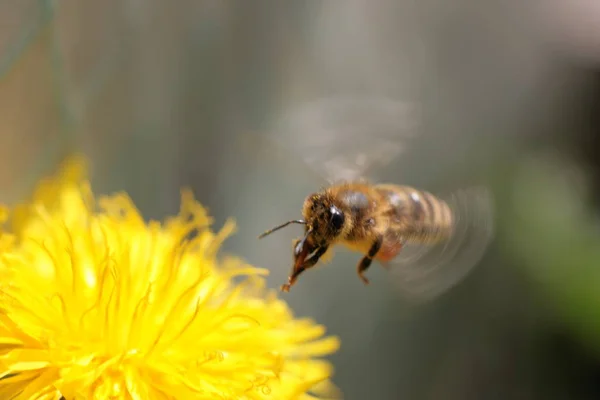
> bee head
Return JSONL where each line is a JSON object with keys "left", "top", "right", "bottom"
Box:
{"left": 257, "top": 191, "right": 347, "bottom": 275}
{"left": 301, "top": 192, "right": 346, "bottom": 246}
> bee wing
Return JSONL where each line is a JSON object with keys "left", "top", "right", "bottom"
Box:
{"left": 269, "top": 95, "right": 419, "bottom": 183}
{"left": 385, "top": 186, "right": 494, "bottom": 303}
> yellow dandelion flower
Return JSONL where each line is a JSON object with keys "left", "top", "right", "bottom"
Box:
{"left": 0, "top": 156, "right": 340, "bottom": 400}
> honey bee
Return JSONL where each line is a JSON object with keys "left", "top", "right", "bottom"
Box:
{"left": 253, "top": 96, "right": 494, "bottom": 300}
{"left": 260, "top": 182, "right": 456, "bottom": 291}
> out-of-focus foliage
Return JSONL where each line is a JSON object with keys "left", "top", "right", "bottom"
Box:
{"left": 502, "top": 152, "right": 600, "bottom": 354}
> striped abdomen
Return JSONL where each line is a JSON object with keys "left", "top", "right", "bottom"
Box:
{"left": 375, "top": 184, "right": 453, "bottom": 244}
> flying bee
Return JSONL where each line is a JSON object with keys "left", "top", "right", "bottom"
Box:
{"left": 252, "top": 95, "right": 494, "bottom": 301}
{"left": 259, "top": 182, "right": 455, "bottom": 292}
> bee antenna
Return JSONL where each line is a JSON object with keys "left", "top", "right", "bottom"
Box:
{"left": 258, "top": 219, "right": 306, "bottom": 239}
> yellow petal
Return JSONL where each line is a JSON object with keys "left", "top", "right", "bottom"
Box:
{"left": 0, "top": 155, "right": 341, "bottom": 399}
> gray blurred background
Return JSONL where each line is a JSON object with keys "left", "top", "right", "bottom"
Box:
{"left": 5, "top": 1, "right": 600, "bottom": 399}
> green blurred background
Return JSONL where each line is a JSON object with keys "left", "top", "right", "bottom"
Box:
{"left": 4, "top": 1, "right": 600, "bottom": 399}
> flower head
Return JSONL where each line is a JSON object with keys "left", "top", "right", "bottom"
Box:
{"left": 0, "top": 156, "right": 340, "bottom": 399}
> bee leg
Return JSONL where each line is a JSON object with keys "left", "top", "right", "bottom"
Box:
{"left": 357, "top": 237, "right": 383, "bottom": 285}
{"left": 282, "top": 245, "right": 329, "bottom": 292}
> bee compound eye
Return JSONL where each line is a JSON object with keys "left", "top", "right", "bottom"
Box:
{"left": 330, "top": 206, "right": 345, "bottom": 231}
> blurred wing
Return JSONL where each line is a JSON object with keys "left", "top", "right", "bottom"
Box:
{"left": 269, "top": 95, "right": 419, "bottom": 183}
{"left": 386, "top": 186, "right": 494, "bottom": 303}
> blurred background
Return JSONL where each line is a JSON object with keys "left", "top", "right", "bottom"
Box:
{"left": 4, "top": 0, "right": 600, "bottom": 399}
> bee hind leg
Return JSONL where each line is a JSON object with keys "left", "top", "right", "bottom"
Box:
{"left": 357, "top": 237, "right": 383, "bottom": 285}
